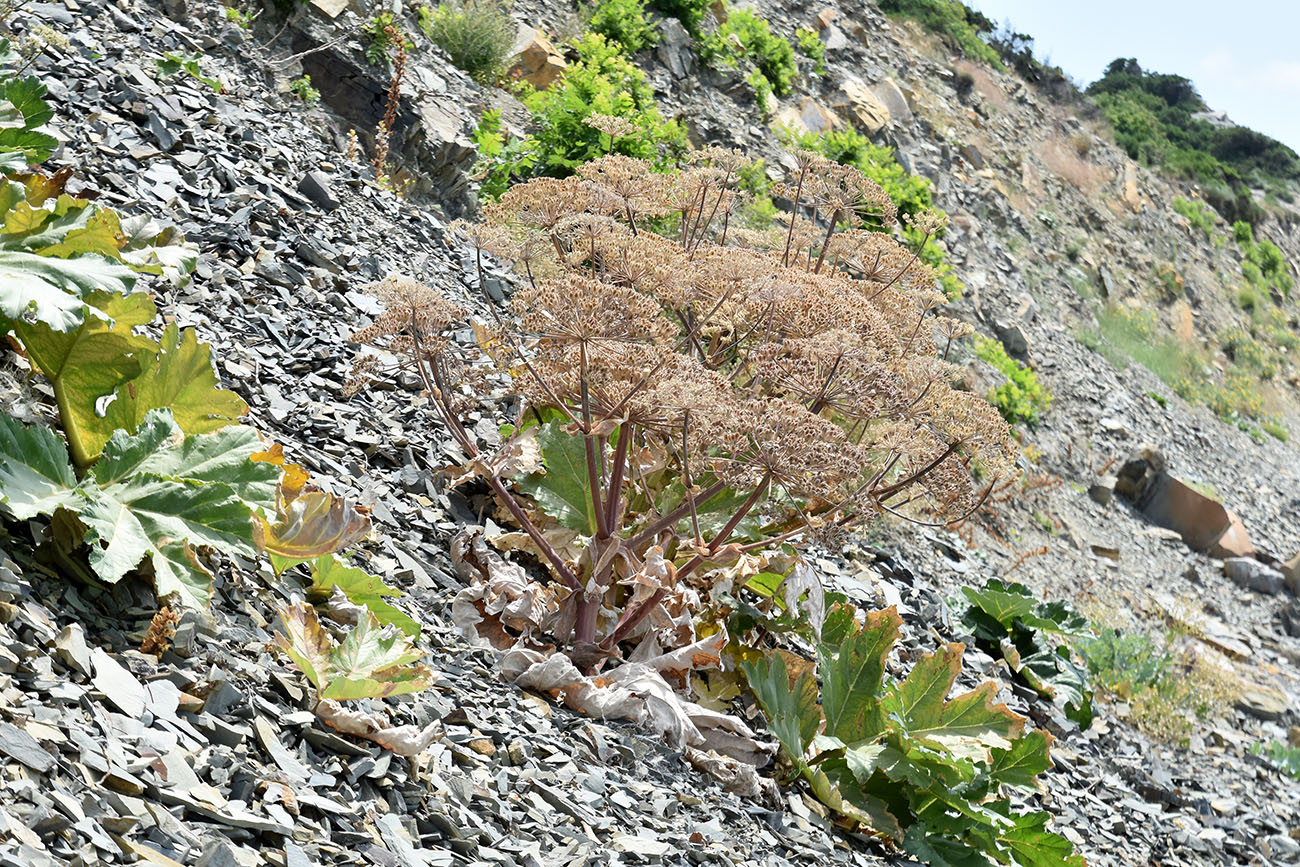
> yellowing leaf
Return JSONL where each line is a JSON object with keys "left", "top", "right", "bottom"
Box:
{"left": 254, "top": 489, "right": 372, "bottom": 566}
{"left": 306, "top": 554, "right": 420, "bottom": 638}
{"left": 274, "top": 602, "right": 432, "bottom": 700}
{"left": 89, "top": 322, "right": 248, "bottom": 456}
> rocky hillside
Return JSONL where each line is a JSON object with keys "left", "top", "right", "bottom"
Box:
{"left": 1, "top": 0, "right": 1299, "bottom": 865}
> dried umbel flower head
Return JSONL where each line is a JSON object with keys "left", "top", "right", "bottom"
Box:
{"left": 585, "top": 113, "right": 638, "bottom": 139}
{"left": 346, "top": 150, "right": 1018, "bottom": 657}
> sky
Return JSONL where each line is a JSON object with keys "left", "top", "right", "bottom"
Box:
{"left": 967, "top": 0, "right": 1300, "bottom": 153}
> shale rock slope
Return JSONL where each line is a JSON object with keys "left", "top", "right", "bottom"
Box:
{"left": 1, "top": 0, "right": 1299, "bottom": 866}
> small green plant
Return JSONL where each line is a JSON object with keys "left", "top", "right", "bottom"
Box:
{"left": 975, "top": 335, "right": 1051, "bottom": 428}
{"left": 1220, "top": 327, "right": 1275, "bottom": 378}
{"left": 1147, "top": 390, "right": 1168, "bottom": 408}
{"left": 586, "top": 0, "right": 658, "bottom": 53}
{"left": 276, "top": 601, "right": 431, "bottom": 701}
{"left": 289, "top": 74, "right": 320, "bottom": 103}
{"left": 743, "top": 607, "right": 1082, "bottom": 867}
{"left": 156, "top": 51, "right": 224, "bottom": 92}
{"left": 647, "top": 0, "right": 711, "bottom": 35}
{"left": 700, "top": 8, "right": 797, "bottom": 98}
{"left": 959, "top": 579, "right": 1093, "bottom": 727}
{"left": 223, "top": 5, "right": 255, "bottom": 29}
{"left": 1261, "top": 420, "right": 1289, "bottom": 442}
{"left": 795, "top": 27, "right": 825, "bottom": 76}
{"left": 363, "top": 13, "right": 410, "bottom": 66}
{"left": 1252, "top": 740, "right": 1300, "bottom": 779}
{"left": 1233, "top": 220, "right": 1294, "bottom": 298}
{"left": 1075, "top": 626, "right": 1238, "bottom": 742}
{"left": 419, "top": 0, "right": 517, "bottom": 84}
{"left": 1171, "top": 196, "right": 1215, "bottom": 239}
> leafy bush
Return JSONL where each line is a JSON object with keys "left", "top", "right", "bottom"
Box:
{"left": 363, "top": 13, "right": 410, "bottom": 66}
{"left": 1232, "top": 220, "right": 1294, "bottom": 298}
{"left": 1171, "top": 196, "right": 1215, "bottom": 239}
{"left": 795, "top": 27, "right": 825, "bottom": 76}
{"left": 975, "top": 336, "right": 1051, "bottom": 427}
{"left": 785, "top": 127, "right": 963, "bottom": 297}
{"left": 418, "top": 0, "right": 516, "bottom": 84}
{"left": 474, "top": 34, "right": 685, "bottom": 188}
{"left": 877, "top": 0, "right": 1002, "bottom": 68}
{"left": 289, "top": 74, "right": 319, "bottom": 103}
{"left": 1154, "top": 262, "right": 1183, "bottom": 298}
{"left": 959, "top": 579, "right": 1093, "bottom": 727}
{"left": 586, "top": 0, "right": 658, "bottom": 53}
{"left": 700, "top": 8, "right": 797, "bottom": 99}
{"left": 1220, "top": 327, "right": 1275, "bottom": 378}
{"left": 743, "top": 606, "right": 1082, "bottom": 866}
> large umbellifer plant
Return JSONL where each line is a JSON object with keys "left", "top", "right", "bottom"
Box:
{"left": 347, "top": 138, "right": 1016, "bottom": 666}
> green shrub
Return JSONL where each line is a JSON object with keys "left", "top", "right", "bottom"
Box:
{"left": 289, "top": 74, "right": 319, "bottom": 103}
{"left": 586, "top": 0, "right": 658, "bottom": 53}
{"left": 1075, "top": 627, "right": 1237, "bottom": 742}
{"left": 1220, "top": 327, "right": 1275, "bottom": 378}
{"left": 786, "top": 127, "right": 963, "bottom": 297}
{"left": 877, "top": 0, "right": 1002, "bottom": 68}
{"left": 1233, "top": 220, "right": 1294, "bottom": 298}
{"left": 795, "top": 27, "right": 825, "bottom": 76}
{"left": 700, "top": 8, "right": 797, "bottom": 98}
{"left": 975, "top": 335, "right": 1051, "bottom": 427}
{"left": 1087, "top": 58, "right": 1299, "bottom": 223}
{"left": 1171, "top": 196, "right": 1215, "bottom": 239}
{"left": 473, "top": 34, "right": 686, "bottom": 194}
{"left": 418, "top": 0, "right": 516, "bottom": 84}
{"left": 363, "top": 13, "right": 410, "bottom": 66}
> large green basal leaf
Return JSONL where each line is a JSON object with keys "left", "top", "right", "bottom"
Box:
{"left": 740, "top": 652, "right": 820, "bottom": 764}
{"left": 987, "top": 730, "right": 1053, "bottom": 789}
{"left": 0, "top": 250, "right": 137, "bottom": 331}
{"left": 818, "top": 606, "right": 901, "bottom": 742}
{"left": 0, "top": 414, "right": 78, "bottom": 518}
{"left": 89, "top": 322, "right": 249, "bottom": 457}
{"left": 517, "top": 421, "right": 597, "bottom": 533}
{"left": 92, "top": 410, "right": 277, "bottom": 511}
{"left": 307, "top": 553, "right": 421, "bottom": 638}
{"left": 2, "top": 76, "right": 54, "bottom": 130}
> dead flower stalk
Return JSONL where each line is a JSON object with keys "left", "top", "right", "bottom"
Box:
{"left": 346, "top": 147, "right": 1016, "bottom": 670}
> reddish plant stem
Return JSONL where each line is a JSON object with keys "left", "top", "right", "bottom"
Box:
{"left": 624, "top": 479, "right": 727, "bottom": 551}
{"left": 602, "top": 425, "right": 632, "bottom": 536}
{"left": 578, "top": 344, "right": 610, "bottom": 539}
{"left": 782, "top": 165, "right": 807, "bottom": 267}
{"left": 600, "top": 474, "right": 770, "bottom": 650}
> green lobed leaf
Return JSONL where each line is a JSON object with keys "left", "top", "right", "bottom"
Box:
{"left": 90, "top": 322, "right": 249, "bottom": 457}
{"left": 0, "top": 250, "right": 137, "bottom": 331}
{"left": 897, "top": 644, "right": 1025, "bottom": 748}
{"left": 902, "top": 824, "right": 993, "bottom": 867}
{"left": 987, "top": 730, "right": 1053, "bottom": 790}
{"left": 998, "top": 809, "right": 1086, "bottom": 867}
{"left": 818, "top": 606, "right": 901, "bottom": 742}
{"left": 740, "top": 653, "right": 820, "bottom": 764}
{"left": 516, "top": 422, "right": 597, "bottom": 534}
{"left": 2, "top": 77, "right": 54, "bottom": 130}
{"left": 307, "top": 553, "right": 421, "bottom": 638}
{"left": 0, "top": 414, "right": 78, "bottom": 519}
{"left": 1018, "top": 647, "right": 1094, "bottom": 730}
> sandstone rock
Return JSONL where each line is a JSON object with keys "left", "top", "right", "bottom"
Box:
{"left": 1114, "top": 446, "right": 1165, "bottom": 502}
{"left": 509, "top": 27, "right": 566, "bottom": 91}
{"left": 1280, "top": 551, "right": 1300, "bottom": 594}
{"left": 1121, "top": 160, "right": 1140, "bottom": 211}
{"left": 814, "top": 8, "right": 836, "bottom": 29}
{"left": 831, "top": 78, "right": 889, "bottom": 134}
{"left": 775, "top": 97, "right": 839, "bottom": 135}
{"left": 1235, "top": 682, "right": 1290, "bottom": 721}
{"left": 872, "top": 78, "right": 912, "bottom": 125}
{"left": 960, "top": 143, "right": 985, "bottom": 170}
{"left": 1223, "top": 557, "right": 1284, "bottom": 595}
{"left": 709, "top": 0, "right": 726, "bottom": 24}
